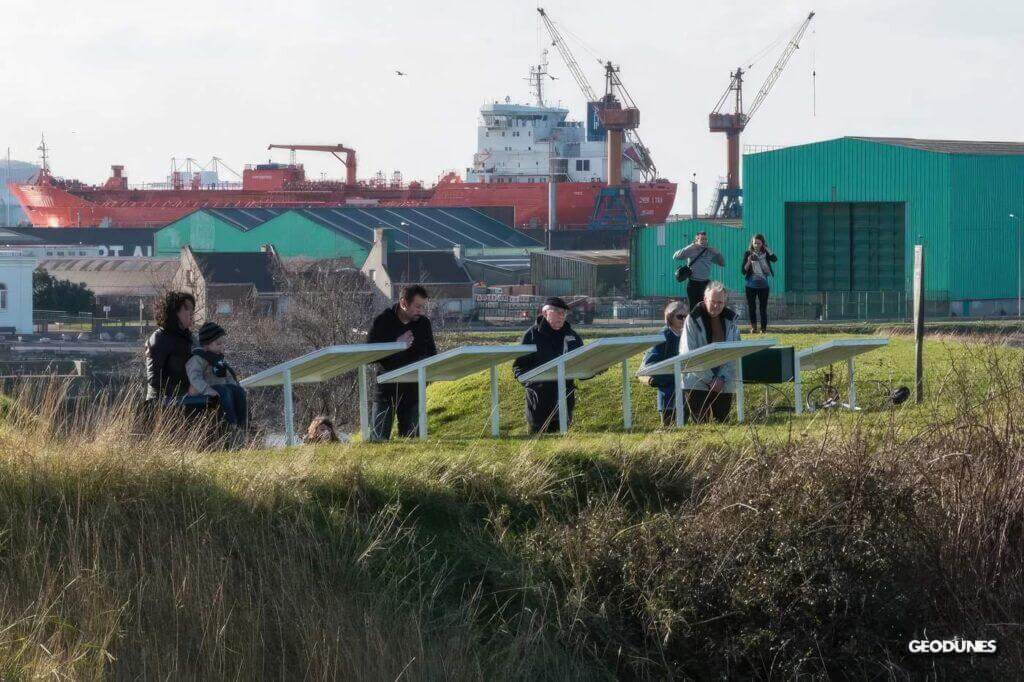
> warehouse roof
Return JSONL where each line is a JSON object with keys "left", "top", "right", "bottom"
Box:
{"left": 37, "top": 257, "right": 179, "bottom": 296}
{"left": 852, "top": 137, "right": 1024, "bottom": 155}
{"left": 387, "top": 250, "right": 472, "bottom": 284}
{"left": 191, "top": 251, "right": 280, "bottom": 293}
{"left": 174, "top": 206, "right": 541, "bottom": 251}
{"left": 533, "top": 250, "right": 628, "bottom": 266}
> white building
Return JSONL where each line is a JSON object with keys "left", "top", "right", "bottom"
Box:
{"left": 0, "top": 250, "right": 37, "bottom": 333}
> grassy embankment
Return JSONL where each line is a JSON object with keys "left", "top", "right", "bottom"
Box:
{"left": 0, "top": 330, "right": 1022, "bottom": 679}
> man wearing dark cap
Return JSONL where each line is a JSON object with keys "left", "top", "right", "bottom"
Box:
{"left": 512, "top": 297, "right": 585, "bottom": 433}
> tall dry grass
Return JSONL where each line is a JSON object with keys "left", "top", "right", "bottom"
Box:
{"left": 0, "top": 340, "right": 1022, "bottom": 679}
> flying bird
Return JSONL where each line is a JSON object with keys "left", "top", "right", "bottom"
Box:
{"left": 395, "top": 70, "right": 407, "bottom": 76}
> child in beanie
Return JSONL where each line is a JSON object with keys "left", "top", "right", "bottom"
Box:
{"left": 186, "top": 321, "right": 247, "bottom": 432}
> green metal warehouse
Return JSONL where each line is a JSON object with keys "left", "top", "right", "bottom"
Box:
{"left": 155, "top": 206, "right": 541, "bottom": 268}
{"left": 634, "top": 137, "right": 1024, "bottom": 316}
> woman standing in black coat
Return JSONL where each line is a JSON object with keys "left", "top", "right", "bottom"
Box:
{"left": 741, "top": 233, "right": 778, "bottom": 333}
{"left": 145, "top": 291, "right": 197, "bottom": 402}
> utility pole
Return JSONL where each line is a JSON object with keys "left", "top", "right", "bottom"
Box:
{"left": 913, "top": 244, "right": 925, "bottom": 404}
{"left": 1011, "top": 214, "right": 1020, "bottom": 317}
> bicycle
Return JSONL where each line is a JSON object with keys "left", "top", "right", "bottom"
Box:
{"left": 803, "top": 364, "right": 910, "bottom": 412}
{"left": 747, "top": 383, "right": 793, "bottom": 423}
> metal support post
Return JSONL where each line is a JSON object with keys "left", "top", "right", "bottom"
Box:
{"left": 283, "top": 368, "right": 295, "bottom": 446}
{"left": 847, "top": 357, "right": 857, "bottom": 410}
{"left": 735, "top": 358, "right": 745, "bottom": 423}
{"left": 358, "top": 364, "right": 369, "bottom": 442}
{"left": 417, "top": 367, "right": 427, "bottom": 440}
{"left": 490, "top": 365, "right": 500, "bottom": 438}
{"left": 557, "top": 362, "right": 568, "bottom": 434}
{"left": 674, "top": 361, "right": 685, "bottom": 427}
{"left": 621, "top": 359, "right": 632, "bottom": 430}
{"left": 793, "top": 355, "right": 803, "bottom": 415}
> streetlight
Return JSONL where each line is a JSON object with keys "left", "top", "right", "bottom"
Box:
{"left": 1012, "top": 214, "right": 1021, "bottom": 317}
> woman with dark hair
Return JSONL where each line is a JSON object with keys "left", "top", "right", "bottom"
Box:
{"left": 741, "top": 233, "right": 777, "bottom": 333}
{"left": 145, "top": 291, "right": 197, "bottom": 401}
{"left": 304, "top": 416, "right": 341, "bottom": 444}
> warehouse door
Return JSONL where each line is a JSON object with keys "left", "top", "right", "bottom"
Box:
{"left": 786, "top": 202, "right": 904, "bottom": 292}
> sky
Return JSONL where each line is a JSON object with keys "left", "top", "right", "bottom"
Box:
{"left": 3, "top": 0, "right": 1023, "bottom": 214}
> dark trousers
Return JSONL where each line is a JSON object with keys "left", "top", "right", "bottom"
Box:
{"left": 684, "top": 389, "right": 733, "bottom": 423}
{"left": 212, "top": 384, "right": 247, "bottom": 427}
{"left": 526, "top": 382, "right": 576, "bottom": 434}
{"left": 745, "top": 286, "right": 770, "bottom": 331}
{"left": 687, "top": 279, "right": 709, "bottom": 311}
{"left": 371, "top": 383, "right": 420, "bottom": 440}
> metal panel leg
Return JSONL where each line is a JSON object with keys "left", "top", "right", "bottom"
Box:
{"left": 848, "top": 357, "right": 857, "bottom": 410}
{"left": 490, "top": 365, "right": 500, "bottom": 438}
{"left": 283, "top": 368, "right": 295, "bottom": 446}
{"left": 417, "top": 367, "right": 427, "bottom": 440}
{"left": 557, "top": 362, "right": 568, "bottom": 434}
{"left": 621, "top": 359, "right": 632, "bottom": 431}
{"left": 794, "top": 356, "right": 803, "bottom": 415}
{"left": 735, "top": 358, "right": 745, "bottom": 423}
{"left": 358, "top": 364, "right": 369, "bottom": 442}
{"left": 674, "top": 361, "right": 685, "bottom": 427}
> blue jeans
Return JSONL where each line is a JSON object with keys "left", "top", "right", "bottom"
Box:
{"left": 212, "top": 384, "right": 247, "bottom": 427}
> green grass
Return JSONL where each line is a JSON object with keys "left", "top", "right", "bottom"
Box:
{"left": 1, "top": 330, "right": 1022, "bottom": 678}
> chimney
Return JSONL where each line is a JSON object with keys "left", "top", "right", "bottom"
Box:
{"left": 691, "top": 175, "right": 698, "bottom": 219}
{"left": 374, "top": 227, "right": 390, "bottom": 268}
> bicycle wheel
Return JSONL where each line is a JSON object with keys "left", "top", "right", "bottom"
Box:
{"left": 805, "top": 384, "right": 841, "bottom": 412}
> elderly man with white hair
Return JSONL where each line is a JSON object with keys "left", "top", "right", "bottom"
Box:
{"left": 681, "top": 281, "right": 741, "bottom": 423}
{"left": 512, "top": 297, "right": 585, "bottom": 434}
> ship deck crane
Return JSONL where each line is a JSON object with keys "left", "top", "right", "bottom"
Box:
{"left": 537, "top": 7, "right": 657, "bottom": 182}
{"left": 709, "top": 10, "right": 815, "bottom": 218}
{"left": 267, "top": 144, "right": 357, "bottom": 185}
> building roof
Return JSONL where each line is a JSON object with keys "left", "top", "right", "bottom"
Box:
{"left": 191, "top": 251, "right": 279, "bottom": 293}
{"left": 534, "top": 249, "right": 629, "bottom": 266}
{"left": 851, "top": 137, "right": 1024, "bottom": 155}
{"left": 37, "top": 257, "right": 179, "bottom": 296}
{"left": 178, "top": 206, "right": 541, "bottom": 251}
{"left": 465, "top": 254, "right": 531, "bottom": 272}
{"left": 1, "top": 227, "right": 157, "bottom": 251}
{"left": 387, "top": 250, "right": 472, "bottom": 284}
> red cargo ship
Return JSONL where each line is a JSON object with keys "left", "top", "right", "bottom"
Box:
{"left": 9, "top": 94, "right": 676, "bottom": 229}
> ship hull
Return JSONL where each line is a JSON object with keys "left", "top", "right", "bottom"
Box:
{"left": 8, "top": 179, "right": 676, "bottom": 229}
{"left": 427, "top": 180, "right": 676, "bottom": 229}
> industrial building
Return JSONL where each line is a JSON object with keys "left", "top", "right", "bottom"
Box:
{"left": 531, "top": 250, "right": 629, "bottom": 298}
{"left": 153, "top": 207, "right": 541, "bottom": 271}
{"left": 634, "top": 137, "right": 1024, "bottom": 316}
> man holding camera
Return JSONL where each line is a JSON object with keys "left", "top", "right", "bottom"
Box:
{"left": 673, "top": 231, "right": 725, "bottom": 310}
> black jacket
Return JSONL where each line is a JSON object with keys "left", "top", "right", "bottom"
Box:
{"left": 741, "top": 248, "right": 777, "bottom": 277}
{"left": 512, "top": 316, "right": 584, "bottom": 385}
{"left": 367, "top": 304, "right": 437, "bottom": 372}
{"left": 145, "top": 326, "right": 195, "bottom": 400}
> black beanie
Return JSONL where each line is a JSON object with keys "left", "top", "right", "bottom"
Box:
{"left": 198, "top": 321, "right": 226, "bottom": 345}
{"left": 543, "top": 297, "right": 570, "bottom": 311}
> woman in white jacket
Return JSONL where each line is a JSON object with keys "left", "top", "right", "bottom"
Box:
{"left": 681, "top": 281, "right": 741, "bottom": 423}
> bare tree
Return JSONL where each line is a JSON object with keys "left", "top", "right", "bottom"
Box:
{"left": 222, "top": 259, "right": 387, "bottom": 437}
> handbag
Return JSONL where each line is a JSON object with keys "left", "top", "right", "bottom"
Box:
{"left": 674, "top": 247, "right": 707, "bottom": 282}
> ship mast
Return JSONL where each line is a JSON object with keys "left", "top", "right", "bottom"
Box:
{"left": 37, "top": 134, "right": 50, "bottom": 172}
{"left": 526, "top": 49, "right": 553, "bottom": 107}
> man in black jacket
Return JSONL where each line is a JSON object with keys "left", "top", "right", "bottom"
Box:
{"left": 512, "top": 297, "right": 584, "bottom": 434}
{"left": 366, "top": 285, "right": 437, "bottom": 440}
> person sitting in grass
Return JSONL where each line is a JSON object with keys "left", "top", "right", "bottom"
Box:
{"left": 512, "top": 297, "right": 584, "bottom": 434}
{"left": 304, "top": 415, "right": 340, "bottom": 444}
{"left": 186, "top": 321, "right": 247, "bottom": 434}
{"left": 681, "top": 281, "right": 741, "bottom": 423}
{"left": 641, "top": 299, "right": 688, "bottom": 426}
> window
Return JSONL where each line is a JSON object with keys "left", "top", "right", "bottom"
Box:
{"left": 215, "top": 300, "right": 233, "bottom": 314}
{"left": 574, "top": 159, "right": 591, "bottom": 172}
{"left": 0, "top": 283, "right": 6, "bottom": 310}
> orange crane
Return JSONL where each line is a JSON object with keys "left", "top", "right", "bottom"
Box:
{"left": 709, "top": 11, "right": 815, "bottom": 218}
{"left": 267, "top": 144, "right": 357, "bottom": 185}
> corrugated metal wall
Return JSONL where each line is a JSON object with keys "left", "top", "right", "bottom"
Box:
{"left": 631, "top": 219, "right": 750, "bottom": 297}
{"left": 532, "top": 252, "right": 628, "bottom": 297}
{"left": 743, "top": 138, "right": 952, "bottom": 297}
